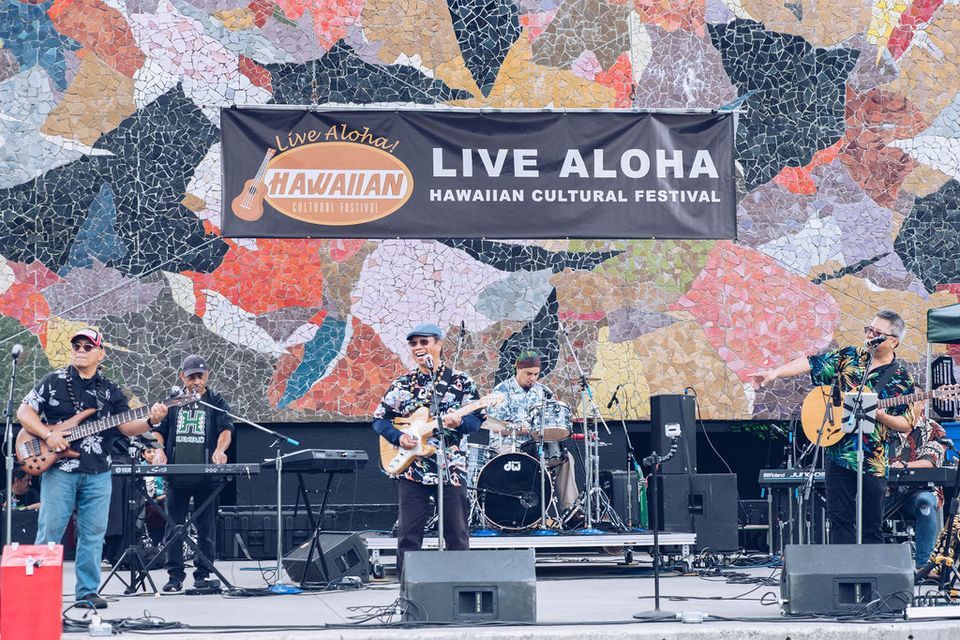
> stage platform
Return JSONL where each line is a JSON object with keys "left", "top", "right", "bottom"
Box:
{"left": 53, "top": 557, "right": 960, "bottom": 639}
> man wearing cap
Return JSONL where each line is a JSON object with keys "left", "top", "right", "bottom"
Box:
{"left": 17, "top": 328, "right": 168, "bottom": 609}
{"left": 372, "top": 323, "right": 484, "bottom": 577}
{"left": 487, "top": 350, "right": 579, "bottom": 512}
{"left": 149, "top": 354, "right": 234, "bottom": 592}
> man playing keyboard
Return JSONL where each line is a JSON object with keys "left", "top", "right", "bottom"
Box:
{"left": 150, "top": 355, "right": 234, "bottom": 592}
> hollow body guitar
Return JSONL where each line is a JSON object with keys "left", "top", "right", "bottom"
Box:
{"left": 379, "top": 392, "right": 504, "bottom": 476}
{"left": 16, "top": 393, "right": 199, "bottom": 476}
{"left": 800, "top": 384, "right": 960, "bottom": 447}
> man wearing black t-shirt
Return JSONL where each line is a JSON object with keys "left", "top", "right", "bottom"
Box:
{"left": 151, "top": 354, "right": 234, "bottom": 592}
{"left": 17, "top": 328, "right": 168, "bottom": 609}
{"left": 2, "top": 467, "right": 41, "bottom": 510}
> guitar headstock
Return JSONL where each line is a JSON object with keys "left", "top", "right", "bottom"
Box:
{"left": 166, "top": 391, "right": 202, "bottom": 408}
{"left": 932, "top": 384, "right": 960, "bottom": 402}
{"left": 478, "top": 392, "right": 505, "bottom": 408}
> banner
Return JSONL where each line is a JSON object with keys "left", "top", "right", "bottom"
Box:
{"left": 221, "top": 109, "right": 736, "bottom": 239}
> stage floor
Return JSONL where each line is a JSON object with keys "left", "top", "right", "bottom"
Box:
{"left": 41, "top": 557, "right": 959, "bottom": 639}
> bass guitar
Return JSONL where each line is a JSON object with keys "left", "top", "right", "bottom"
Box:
{"left": 16, "top": 392, "right": 199, "bottom": 476}
{"left": 378, "top": 392, "right": 504, "bottom": 476}
{"left": 800, "top": 384, "right": 960, "bottom": 447}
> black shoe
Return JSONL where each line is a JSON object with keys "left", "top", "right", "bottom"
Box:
{"left": 76, "top": 593, "right": 107, "bottom": 609}
{"left": 162, "top": 579, "right": 183, "bottom": 593}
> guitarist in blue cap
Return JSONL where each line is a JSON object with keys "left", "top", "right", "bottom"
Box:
{"left": 372, "top": 323, "right": 484, "bottom": 577}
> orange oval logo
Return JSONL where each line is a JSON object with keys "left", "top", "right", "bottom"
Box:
{"left": 260, "top": 142, "right": 414, "bottom": 226}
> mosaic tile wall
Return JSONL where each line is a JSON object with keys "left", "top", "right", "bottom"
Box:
{"left": 1, "top": 0, "right": 959, "bottom": 423}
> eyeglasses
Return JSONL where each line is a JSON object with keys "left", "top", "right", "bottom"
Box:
{"left": 863, "top": 326, "right": 897, "bottom": 339}
{"left": 407, "top": 338, "right": 433, "bottom": 347}
{"left": 71, "top": 342, "right": 98, "bottom": 353}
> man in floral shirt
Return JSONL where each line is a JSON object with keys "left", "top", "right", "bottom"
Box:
{"left": 17, "top": 328, "right": 167, "bottom": 609}
{"left": 753, "top": 310, "right": 914, "bottom": 545}
{"left": 372, "top": 323, "right": 483, "bottom": 577}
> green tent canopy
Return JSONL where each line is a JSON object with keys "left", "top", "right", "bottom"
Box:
{"left": 927, "top": 303, "right": 960, "bottom": 344}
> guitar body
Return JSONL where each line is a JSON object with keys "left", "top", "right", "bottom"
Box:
{"left": 800, "top": 385, "right": 849, "bottom": 447}
{"left": 231, "top": 179, "right": 267, "bottom": 221}
{"left": 16, "top": 408, "right": 95, "bottom": 476}
{"left": 379, "top": 407, "right": 438, "bottom": 476}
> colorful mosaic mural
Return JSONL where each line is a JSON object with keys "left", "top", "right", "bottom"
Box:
{"left": 1, "top": 0, "right": 959, "bottom": 422}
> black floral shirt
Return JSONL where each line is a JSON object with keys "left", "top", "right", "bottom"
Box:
{"left": 22, "top": 366, "right": 131, "bottom": 474}
{"left": 809, "top": 346, "right": 914, "bottom": 476}
{"left": 372, "top": 365, "right": 483, "bottom": 486}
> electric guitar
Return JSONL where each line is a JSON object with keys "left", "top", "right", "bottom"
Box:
{"left": 378, "top": 392, "right": 504, "bottom": 476}
{"left": 230, "top": 148, "right": 275, "bottom": 221}
{"left": 16, "top": 392, "right": 200, "bottom": 476}
{"left": 800, "top": 384, "right": 960, "bottom": 447}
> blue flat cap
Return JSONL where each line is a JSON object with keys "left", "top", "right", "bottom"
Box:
{"left": 406, "top": 323, "right": 443, "bottom": 340}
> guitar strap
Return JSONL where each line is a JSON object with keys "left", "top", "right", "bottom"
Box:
{"left": 868, "top": 358, "right": 902, "bottom": 398}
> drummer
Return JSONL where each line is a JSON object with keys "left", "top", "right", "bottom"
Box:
{"left": 486, "top": 350, "right": 579, "bottom": 511}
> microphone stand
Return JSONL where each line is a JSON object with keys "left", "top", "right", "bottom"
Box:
{"left": 180, "top": 391, "right": 301, "bottom": 593}
{"left": 848, "top": 346, "right": 877, "bottom": 545}
{"left": 427, "top": 361, "right": 448, "bottom": 552}
{"left": 4, "top": 347, "right": 22, "bottom": 545}
{"left": 634, "top": 437, "right": 678, "bottom": 621}
{"left": 611, "top": 387, "right": 642, "bottom": 529}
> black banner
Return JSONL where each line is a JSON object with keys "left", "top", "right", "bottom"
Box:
{"left": 221, "top": 109, "right": 736, "bottom": 239}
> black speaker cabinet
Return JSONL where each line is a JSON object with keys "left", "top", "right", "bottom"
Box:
{"left": 781, "top": 543, "right": 913, "bottom": 615}
{"left": 649, "top": 394, "right": 697, "bottom": 474}
{"left": 600, "top": 470, "right": 640, "bottom": 529}
{"left": 282, "top": 532, "right": 369, "bottom": 584}
{"left": 401, "top": 549, "right": 536, "bottom": 622}
{"left": 650, "top": 473, "right": 738, "bottom": 551}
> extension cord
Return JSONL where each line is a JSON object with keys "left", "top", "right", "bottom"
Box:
{"left": 88, "top": 615, "right": 112, "bottom": 637}
{"left": 906, "top": 605, "right": 960, "bottom": 619}
{"left": 679, "top": 611, "right": 708, "bottom": 623}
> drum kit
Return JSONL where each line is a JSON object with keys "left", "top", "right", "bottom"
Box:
{"left": 464, "top": 395, "right": 624, "bottom": 533}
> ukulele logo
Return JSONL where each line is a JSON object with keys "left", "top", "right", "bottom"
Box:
{"left": 230, "top": 137, "right": 414, "bottom": 226}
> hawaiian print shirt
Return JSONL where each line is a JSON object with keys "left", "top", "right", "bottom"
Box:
{"left": 486, "top": 376, "right": 553, "bottom": 450}
{"left": 23, "top": 366, "right": 130, "bottom": 474}
{"left": 809, "top": 346, "right": 914, "bottom": 477}
{"left": 890, "top": 413, "right": 947, "bottom": 508}
{"left": 372, "top": 364, "right": 483, "bottom": 486}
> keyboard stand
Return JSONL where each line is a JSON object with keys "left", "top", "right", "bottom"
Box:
{"left": 296, "top": 472, "right": 339, "bottom": 589}
{"left": 99, "top": 472, "right": 160, "bottom": 595}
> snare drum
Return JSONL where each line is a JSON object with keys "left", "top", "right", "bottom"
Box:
{"left": 520, "top": 439, "right": 568, "bottom": 468}
{"left": 528, "top": 400, "right": 572, "bottom": 442}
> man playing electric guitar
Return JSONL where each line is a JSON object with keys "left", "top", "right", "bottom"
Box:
{"left": 372, "top": 323, "right": 484, "bottom": 577}
{"left": 752, "top": 310, "right": 914, "bottom": 545}
{"left": 16, "top": 328, "right": 168, "bottom": 609}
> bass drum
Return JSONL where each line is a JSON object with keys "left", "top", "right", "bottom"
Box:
{"left": 477, "top": 452, "right": 552, "bottom": 531}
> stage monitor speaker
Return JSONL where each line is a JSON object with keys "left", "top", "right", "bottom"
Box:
{"left": 651, "top": 473, "right": 739, "bottom": 551}
{"left": 649, "top": 393, "right": 697, "bottom": 474}
{"left": 282, "top": 532, "right": 369, "bottom": 584}
{"left": 401, "top": 549, "right": 536, "bottom": 622}
{"left": 781, "top": 543, "right": 913, "bottom": 616}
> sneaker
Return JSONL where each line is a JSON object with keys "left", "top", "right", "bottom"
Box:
{"left": 162, "top": 579, "right": 183, "bottom": 593}
{"left": 76, "top": 593, "right": 107, "bottom": 609}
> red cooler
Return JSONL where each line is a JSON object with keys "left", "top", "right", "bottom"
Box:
{"left": 0, "top": 543, "right": 63, "bottom": 640}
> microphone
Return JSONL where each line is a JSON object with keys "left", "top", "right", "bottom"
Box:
{"left": 831, "top": 380, "right": 842, "bottom": 408}
{"left": 169, "top": 386, "right": 184, "bottom": 398}
{"left": 423, "top": 354, "right": 434, "bottom": 370}
{"left": 606, "top": 384, "right": 622, "bottom": 409}
{"left": 865, "top": 335, "right": 887, "bottom": 348}
{"left": 11, "top": 344, "right": 22, "bottom": 360}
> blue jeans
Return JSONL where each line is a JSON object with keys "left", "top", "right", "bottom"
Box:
{"left": 35, "top": 468, "right": 112, "bottom": 598}
{"left": 901, "top": 490, "right": 939, "bottom": 568}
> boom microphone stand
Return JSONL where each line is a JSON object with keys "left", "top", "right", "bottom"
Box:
{"left": 4, "top": 344, "right": 23, "bottom": 545}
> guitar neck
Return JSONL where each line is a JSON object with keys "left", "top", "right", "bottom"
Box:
{"left": 68, "top": 406, "right": 150, "bottom": 442}
{"left": 876, "top": 389, "right": 931, "bottom": 409}
{"left": 448, "top": 398, "right": 487, "bottom": 421}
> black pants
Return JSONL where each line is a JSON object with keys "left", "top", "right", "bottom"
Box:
{"left": 164, "top": 481, "right": 220, "bottom": 581}
{"left": 396, "top": 479, "right": 469, "bottom": 578}
{"left": 825, "top": 459, "right": 887, "bottom": 544}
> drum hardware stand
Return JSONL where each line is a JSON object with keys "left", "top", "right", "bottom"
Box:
{"left": 173, "top": 388, "right": 301, "bottom": 594}
{"left": 3, "top": 344, "right": 22, "bottom": 546}
{"left": 634, "top": 436, "right": 679, "bottom": 621}
{"left": 533, "top": 401, "right": 559, "bottom": 536}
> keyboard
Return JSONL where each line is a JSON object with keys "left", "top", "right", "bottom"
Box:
{"left": 260, "top": 448, "right": 368, "bottom": 473}
{"left": 112, "top": 463, "right": 261, "bottom": 477}
{"left": 759, "top": 467, "right": 958, "bottom": 487}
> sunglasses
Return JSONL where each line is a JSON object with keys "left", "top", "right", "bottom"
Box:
{"left": 863, "top": 326, "right": 897, "bottom": 339}
{"left": 71, "top": 342, "right": 99, "bottom": 353}
{"left": 407, "top": 338, "right": 434, "bottom": 347}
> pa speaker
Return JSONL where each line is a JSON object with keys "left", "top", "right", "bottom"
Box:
{"left": 282, "top": 532, "right": 369, "bottom": 584}
{"left": 401, "top": 549, "right": 536, "bottom": 622}
{"left": 781, "top": 544, "right": 913, "bottom": 616}
{"left": 651, "top": 473, "right": 739, "bottom": 551}
{"left": 600, "top": 470, "right": 640, "bottom": 529}
{"left": 649, "top": 394, "right": 696, "bottom": 474}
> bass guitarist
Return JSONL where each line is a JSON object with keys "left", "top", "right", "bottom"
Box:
{"left": 16, "top": 328, "right": 167, "bottom": 609}
{"left": 372, "top": 323, "right": 484, "bottom": 577}
{"left": 752, "top": 310, "right": 914, "bottom": 545}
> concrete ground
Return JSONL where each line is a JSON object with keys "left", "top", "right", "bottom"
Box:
{"left": 29, "top": 556, "right": 960, "bottom": 639}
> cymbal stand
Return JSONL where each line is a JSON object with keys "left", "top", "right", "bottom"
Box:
{"left": 533, "top": 400, "right": 559, "bottom": 536}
